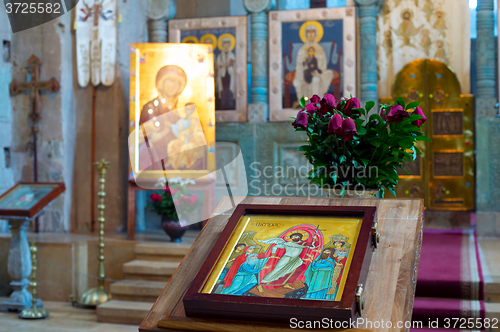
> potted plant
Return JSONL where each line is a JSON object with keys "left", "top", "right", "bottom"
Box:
{"left": 147, "top": 177, "right": 200, "bottom": 242}
{"left": 291, "top": 94, "right": 430, "bottom": 198}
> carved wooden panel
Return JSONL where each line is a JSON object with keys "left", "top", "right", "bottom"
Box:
{"left": 433, "top": 110, "right": 463, "bottom": 136}
{"left": 433, "top": 152, "right": 463, "bottom": 177}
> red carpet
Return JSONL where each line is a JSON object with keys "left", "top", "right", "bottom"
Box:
{"left": 412, "top": 229, "right": 485, "bottom": 326}
{"left": 416, "top": 229, "right": 483, "bottom": 300}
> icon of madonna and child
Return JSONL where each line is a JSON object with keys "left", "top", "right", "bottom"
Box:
{"left": 211, "top": 224, "right": 353, "bottom": 301}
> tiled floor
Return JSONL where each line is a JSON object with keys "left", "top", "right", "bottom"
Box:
{"left": 0, "top": 301, "right": 138, "bottom": 332}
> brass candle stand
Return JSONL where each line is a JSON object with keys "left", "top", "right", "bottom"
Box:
{"left": 19, "top": 243, "right": 49, "bottom": 319}
{"left": 77, "top": 159, "right": 111, "bottom": 308}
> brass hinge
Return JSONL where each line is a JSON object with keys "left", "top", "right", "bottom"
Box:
{"left": 356, "top": 284, "right": 365, "bottom": 317}
{"left": 372, "top": 221, "right": 380, "bottom": 249}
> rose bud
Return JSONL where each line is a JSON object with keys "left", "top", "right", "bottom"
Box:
{"left": 387, "top": 104, "right": 410, "bottom": 123}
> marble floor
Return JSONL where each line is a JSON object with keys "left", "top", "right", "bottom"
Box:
{"left": 0, "top": 301, "right": 138, "bottom": 332}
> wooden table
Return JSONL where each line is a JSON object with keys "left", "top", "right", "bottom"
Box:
{"left": 140, "top": 196, "right": 424, "bottom": 332}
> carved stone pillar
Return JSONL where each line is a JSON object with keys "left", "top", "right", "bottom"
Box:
{"left": 475, "top": 0, "right": 499, "bottom": 234}
{"left": 355, "top": 0, "right": 379, "bottom": 108}
{"left": 277, "top": 0, "right": 309, "bottom": 10}
{"left": 244, "top": 0, "right": 275, "bottom": 123}
{"left": 476, "top": 0, "right": 496, "bottom": 114}
{"left": 0, "top": 220, "right": 32, "bottom": 311}
{"left": 145, "top": 0, "right": 176, "bottom": 43}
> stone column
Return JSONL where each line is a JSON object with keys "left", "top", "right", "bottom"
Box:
{"left": 277, "top": 0, "right": 309, "bottom": 10}
{"left": 475, "top": 0, "right": 500, "bottom": 235}
{"left": 355, "top": 0, "right": 379, "bottom": 108}
{"left": 0, "top": 220, "right": 32, "bottom": 311}
{"left": 244, "top": 0, "right": 275, "bottom": 123}
{"left": 146, "top": 0, "right": 176, "bottom": 43}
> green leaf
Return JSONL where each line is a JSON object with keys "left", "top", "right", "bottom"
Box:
{"left": 395, "top": 97, "right": 405, "bottom": 108}
{"left": 339, "top": 186, "right": 345, "bottom": 198}
{"left": 416, "top": 135, "right": 432, "bottom": 142}
{"left": 365, "top": 101, "right": 375, "bottom": 112}
{"left": 357, "top": 127, "right": 367, "bottom": 135}
{"left": 339, "top": 155, "right": 346, "bottom": 163}
{"left": 300, "top": 96, "right": 306, "bottom": 108}
{"left": 406, "top": 101, "right": 420, "bottom": 110}
{"left": 297, "top": 145, "right": 311, "bottom": 152}
{"left": 398, "top": 138, "right": 414, "bottom": 149}
{"left": 359, "top": 158, "right": 369, "bottom": 167}
{"left": 332, "top": 171, "right": 337, "bottom": 184}
{"left": 368, "top": 137, "right": 381, "bottom": 147}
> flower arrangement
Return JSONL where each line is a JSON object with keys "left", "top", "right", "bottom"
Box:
{"left": 291, "top": 94, "right": 430, "bottom": 197}
{"left": 147, "top": 177, "right": 200, "bottom": 220}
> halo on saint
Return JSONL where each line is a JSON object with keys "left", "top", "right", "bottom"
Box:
{"left": 284, "top": 230, "right": 309, "bottom": 242}
{"left": 182, "top": 35, "right": 199, "bottom": 44}
{"left": 218, "top": 33, "right": 236, "bottom": 52}
{"left": 299, "top": 20, "right": 324, "bottom": 44}
{"left": 401, "top": 9, "right": 413, "bottom": 20}
{"left": 200, "top": 33, "right": 218, "bottom": 50}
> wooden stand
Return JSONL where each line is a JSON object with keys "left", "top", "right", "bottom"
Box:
{"left": 139, "top": 196, "right": 424, "bottom": 331}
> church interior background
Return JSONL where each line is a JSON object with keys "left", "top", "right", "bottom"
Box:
{"left": 0, "top": 0, "right": 500, "bottom": 330}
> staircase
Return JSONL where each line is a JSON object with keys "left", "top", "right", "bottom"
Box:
{"left": 96, "top": 241, "right": 191, "bottom": 325}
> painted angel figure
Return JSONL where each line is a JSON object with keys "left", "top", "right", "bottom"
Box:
{"left": 257, "top": 233, "right": 320, "bottom": 289}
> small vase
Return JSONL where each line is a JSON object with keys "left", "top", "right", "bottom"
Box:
{"left": 322, "top": 187, "right": 380, "bottom": 198}
{"left": 161, "top": 216, "right": 187, "bottom": 242}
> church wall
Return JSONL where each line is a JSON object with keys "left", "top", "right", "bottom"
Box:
{"left": 0, "top": 1, "right": 13, "bottom": 233}
{"left": 8, "top": 14, "right": 75, "bottom": 232}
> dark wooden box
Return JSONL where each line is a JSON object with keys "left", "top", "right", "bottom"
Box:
{"left": 183, "top": 204, "right": 377, "bottom": 324}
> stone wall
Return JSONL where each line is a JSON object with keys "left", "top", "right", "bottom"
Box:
{"left": 0, "top": 2, "right": 13, "bottom": 233}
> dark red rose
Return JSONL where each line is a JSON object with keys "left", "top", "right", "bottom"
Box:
{"left": 321, "top": 94, "right": 337, "bottom": 108}
{"left": 387, "top": 104, "right": 410, "bottom": 123}
{"left": 411, "top": 106, "right": 427, "bottom": 128}
{"left": 150, "top": 193, "right": 162, "bottom": 203}
{"left": 327, "top": 113, "right": 343, "bottom": 135}
{"left": 310, "top": 95, "right": 321, "bottom": 104}
{"left": 319, "top": 94, "right": 337, "bottom": 116}
{"left": 292, "top": 110, "right": 308, "bottom": 130}
{"left": 165, "top": 186, "right": 171, "bottom": 195}
{"left": 340, "top": 97, "right": 361, "bottom": 117}
{"left": 342, "top": 118, "right": 357, "bottom": 141}
{"left": 304, "top": 103, "right": 317, "bottom": 115}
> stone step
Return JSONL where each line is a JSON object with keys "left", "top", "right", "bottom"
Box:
{"left": 110, "top": 280, "right": 167, "bottom": 302}
{"left": 123, "top": 260, "right": 179, "bottom": 281}
{"left": 96, "top": 300, "right": 152, "bottom": 325}
{"left": 134, "top": 242, "right": 191, "bottom": 261}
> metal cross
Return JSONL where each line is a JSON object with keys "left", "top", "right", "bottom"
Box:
{"left": 9, "top": 55, "right": 60, "bottom": 181}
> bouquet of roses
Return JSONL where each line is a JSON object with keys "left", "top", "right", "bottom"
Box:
{"left": 147, "top": 177, "right": 200, "bottom": 220}
{"left": 291, "top": 94, "right": 430, "bottom": 197}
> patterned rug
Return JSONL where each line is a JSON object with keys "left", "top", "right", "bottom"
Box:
{"left": 412, "top": 229, "right": 485, "bottom": 326}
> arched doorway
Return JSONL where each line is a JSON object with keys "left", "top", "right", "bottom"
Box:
{"left": 381, "top": 59, "right": 475, "bottom": 211}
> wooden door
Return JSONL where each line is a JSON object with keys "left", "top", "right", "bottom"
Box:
{"left": 381, "top": 59, "right": 475, "bottom": 210}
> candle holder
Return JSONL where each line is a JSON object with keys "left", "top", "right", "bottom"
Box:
{"left": 19, "top": 243, "right": 48, "bottom": 319}
{"left": 77, "top": 159, "right": 111, "bottom": 308}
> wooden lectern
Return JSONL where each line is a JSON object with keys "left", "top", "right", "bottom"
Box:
{"left": 140, "top": 196, "right": 424, "bottom": 332}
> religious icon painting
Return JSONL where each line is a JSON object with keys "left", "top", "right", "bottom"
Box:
{"left": 128, "top": 43, "right": 215, "bottom": 184}
{"left": 168, "top": 16, "right": 248, "bottom": 122}
{"left": 0, "top": 182, "right": 65, "bottom": 218}
{"left": 268, "top": 7, "right": 357, "bottom": 122}
{"left": 184, "top": 204, "right": 378, "bottom": 323}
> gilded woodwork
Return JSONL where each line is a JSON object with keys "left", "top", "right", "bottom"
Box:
{"left": 381, "top": 59, "right": 475, "bottom": 211}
